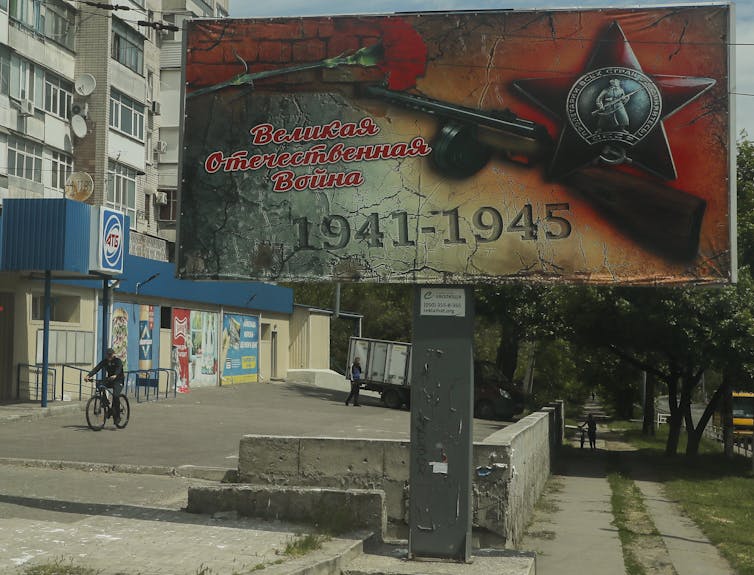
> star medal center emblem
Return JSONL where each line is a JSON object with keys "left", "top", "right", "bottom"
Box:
{"left": 567, "top": 67, "right": 662, "bottom": 162}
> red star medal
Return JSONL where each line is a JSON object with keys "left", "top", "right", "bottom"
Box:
{"left": 513, "top": 21, "right": 715, "bottom": 180}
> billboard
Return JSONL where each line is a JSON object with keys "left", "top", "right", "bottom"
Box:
{"left": 179, "top": 6, "right": 733, "bottom": 285}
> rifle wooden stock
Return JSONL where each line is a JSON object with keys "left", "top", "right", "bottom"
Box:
{"left": 564, "top": 168, "right": 706, "bottom": 263}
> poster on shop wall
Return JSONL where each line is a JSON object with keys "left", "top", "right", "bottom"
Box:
{"left": 110, "top": 303, "right": 160, "bottom": 375}
{"left": 172, "top": 308, "right": 219, "bottom": 391}
{"left": 221, "top": 313, "right": 259, "bottom": 384}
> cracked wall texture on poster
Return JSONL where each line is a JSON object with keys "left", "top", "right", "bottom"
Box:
{"left": 179, "top": 6, "right": 732, "bottom": 285}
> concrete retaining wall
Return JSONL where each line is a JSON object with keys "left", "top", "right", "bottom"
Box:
{"left": 187, "top": 485, "right": 386, "bottom": 535}
{"left": 237, "top": 403, "right": 562, "bottom": 546}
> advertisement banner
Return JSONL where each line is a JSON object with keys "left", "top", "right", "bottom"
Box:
{"left": 221, "top": 313, "right": 259, "bottom": 384}
{"left": 172, "top": 308, "right": 191, "bottom": 392}
{"left": 110, "top": 303, "right": 132, "bottom": 372}
{"left": 190, "top": 310, "right": 219, "bottom": 386}
{"left": 138, "top": 305, "right": 155, "bottom": 372}
{"left": 179, "top": 6, "right": 733, "bottom": 285}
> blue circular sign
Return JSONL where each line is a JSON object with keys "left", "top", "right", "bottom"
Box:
{"left": 102, "top": 212, "right": 123, "bottom": 270}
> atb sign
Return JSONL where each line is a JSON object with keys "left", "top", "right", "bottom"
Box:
{"left": 90, "top": 207, "right": 125, "bottom": 274}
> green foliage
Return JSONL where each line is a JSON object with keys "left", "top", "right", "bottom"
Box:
{"left": 738, "top": 137, "right": 754, "bottom": 270}
{"left": 527, "top": 339, "right": 585, "bottom": 407}
{"left": 22, "top": 561, "right": 100, "bottom": 575}
{"left": 283, "top": 533, "right": 329, "bottom": 557}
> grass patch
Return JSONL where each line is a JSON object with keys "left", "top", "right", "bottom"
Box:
{"left": 608, "top": 471, "right": 672, "bottom": 575}
{"left": 526, "top": 530, "right": 556, "bottom": 540}
{"left": 282, "top": 533, "right": 329, "bottom": 557}
{"left": 617, "top": 421, "right": 754, "bottom": 575}
{"left": 22, "top": 561, "right": 100, "bottom": 575}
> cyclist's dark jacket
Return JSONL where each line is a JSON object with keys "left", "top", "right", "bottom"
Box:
{"left": 88, "top": 357, "right": 125, "bottom": 384}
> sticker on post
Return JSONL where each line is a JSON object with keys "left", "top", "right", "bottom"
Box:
{"left": 420, "top": 288, "right": 465, "bottom": 317}
{"left": 430, "top": 461, "right": 449, "bottom": 474}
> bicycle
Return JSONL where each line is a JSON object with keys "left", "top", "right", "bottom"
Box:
{"left": 85, "top": 380, "right": 130, "bottom": 431}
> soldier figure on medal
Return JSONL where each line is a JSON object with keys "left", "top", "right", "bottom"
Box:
{"left": 595, "top": 78, "right": 630, "bottom": 132}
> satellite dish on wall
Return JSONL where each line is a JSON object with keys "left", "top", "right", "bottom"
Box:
{"left": 71, "top": 115, "right": 88, "bottom": 138}
{"left": 65, "top": 172, "right": 94, "bottom": 202}
{"left": 74, "top": 74, "right": 97, "bottom": 96}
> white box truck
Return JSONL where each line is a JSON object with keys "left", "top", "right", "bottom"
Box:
{"left": 346, "top": 336, "right": 524, "bottom": 418}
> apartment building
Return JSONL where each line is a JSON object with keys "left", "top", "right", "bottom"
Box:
{"left": 0, "top": 1, "right": 334, "bottom": 403}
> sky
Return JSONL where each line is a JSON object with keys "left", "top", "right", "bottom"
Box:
{"left": 228, "top": 0, "right": 753, "bottom": 139}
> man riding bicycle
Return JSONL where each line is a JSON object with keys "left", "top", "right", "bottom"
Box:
{"left": 86, "top": 348, "right": 125, "bottom": 424}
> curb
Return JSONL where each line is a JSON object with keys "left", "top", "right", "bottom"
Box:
{"left": 265, "top": 534, "right": 368, "bottom": 575}
{"left": 0, "top": 402, "right": 84, "bottom": 423}
{"left": 0, "top": 457, "right": 237, "bottom": 482}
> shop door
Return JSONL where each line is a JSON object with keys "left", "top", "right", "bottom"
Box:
{"left": 0, "top": 293, "right": 15, "bottom": 401}
{"left": 271, "top": 331, "right": 278, "bottom": 379}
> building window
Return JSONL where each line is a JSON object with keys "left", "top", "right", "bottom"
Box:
{"left": 10, "top": 54, "right": 34, "bottom": 101}
{"left": 0, "top": 0, "right": 7, "bottom": 11}
{"left": 32, "top": 294, "right": 81, "bottom": 323}
{"left": 112, "top": 18, "right": 144, "bottom": 74}
{"left": 43, "top": 0, "right": 76, "bottom": 51}
{"left": 8, "top": 135, "right": 42, "bottom": 182}
{"left": 110, "top": 90, "right": 145, "bottom": 140}
{"left": 158, "top": 189, "right": 177, "bottom": 221}
{"left": 107, "top": 160, "right": 137, "bottom": 224}
{"left": 0, "top": 46, "right": 9, "bottom": 95}
{"left": 44, "top": 74, "right": 73, "bottom": 120}
{"left": 50, "top": 150, "right": 73, "bottom": 191}
{"left": 8, "top": 0, "right": 73, "bottom": 48}
{"left": 8, "top": 0, "right": 38, "bottom": 31}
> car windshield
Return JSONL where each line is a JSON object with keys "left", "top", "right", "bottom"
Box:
{"left": 732, "top": 396, "right": 754, "bottom": 418}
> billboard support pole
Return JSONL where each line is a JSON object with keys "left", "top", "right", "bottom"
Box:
{"left": 102, "top": 279, "right": 110, "bottom": 358}
{"left": 408, "top": 285, "right": 474, "bottom": 562}
{"left": 40, "top": 270, "right": 52, "bottom": 408}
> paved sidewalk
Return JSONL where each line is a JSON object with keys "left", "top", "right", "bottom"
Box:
{"left": 0, "top": 464, "right": 366, "bottom": 575}
{"left": 520, "top": 399, "right": 735, "bottom": 575}
{"left": 635, "top": 479, "right": 733, "bottom": 575}
{"left": 520, "top": 447, "right": 625, "bottom": 575}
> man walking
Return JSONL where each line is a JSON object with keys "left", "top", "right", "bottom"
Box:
{"left": 345, "top": 356, "right": 362, "bottom": 407}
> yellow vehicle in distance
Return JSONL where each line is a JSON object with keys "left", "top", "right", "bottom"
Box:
{"left": 732, "top": 391, "right": 754, "bottom": 443}
{"left": 713, "top": 391, "right": 754, "bottom": 443}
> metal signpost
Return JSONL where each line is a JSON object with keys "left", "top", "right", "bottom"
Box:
{"left": 409, "top": 286, "right": 475, "bottom": 560}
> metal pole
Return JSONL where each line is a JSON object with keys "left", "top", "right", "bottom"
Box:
{"left": 408, "top": 285, "right": 474, "bottom": 562}
{"left": 41, "top": 270, "right": 51, "bottom": 408}
{"left": 102, "top": 279, "right": 111, "bottom": 357}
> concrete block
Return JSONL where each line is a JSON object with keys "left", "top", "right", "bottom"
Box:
{"left": 187, "top": 484, "right": 386, "bottom": 536}
{"left": 382, "top": 441, "right": 411, "bottom": 481}
{"left": 300, "top": 438, "right": 385, "bottom": 488}
{"left": 238, "top": 435, "right": 300, "bottom": 483}
{"left": 381, "top": 478, "right": 409, "bottom": 523}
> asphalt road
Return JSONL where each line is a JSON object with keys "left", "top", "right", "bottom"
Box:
{"left": 0, "top": 380, "right": 512, "bottom": 469}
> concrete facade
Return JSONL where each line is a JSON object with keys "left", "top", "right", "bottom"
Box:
{"left": 236, "top": 402, "right": 563, "bottom": 547}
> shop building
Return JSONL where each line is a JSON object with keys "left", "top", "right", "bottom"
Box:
{"left": 0, "top": 197, "right": 308, "bottom": 403}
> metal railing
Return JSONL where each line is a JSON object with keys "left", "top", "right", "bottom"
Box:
{"left": 20, "top": 365, "right": 180, "bottom": 405}
{"left": 704, "top": 423, "right": 752, "bottom": 456}
{"left": 61, "top": 364, "right": 95, "bottom": 401}
{"left": 127, "top": 368, "right": 179, "bottom": 403}
{"left": 16, "top": 364, "right": 58, "bottom": 403}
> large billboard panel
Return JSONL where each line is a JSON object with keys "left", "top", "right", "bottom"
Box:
{"left": 179, "top": 6, "right": 733, "bottom": 285}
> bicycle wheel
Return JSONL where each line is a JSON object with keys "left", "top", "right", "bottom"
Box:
{"left": 85, "top": 395, "right": 107, "bottom": 430}
{"left": 114, "top": 395, "right": 130, "bottom": 429}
